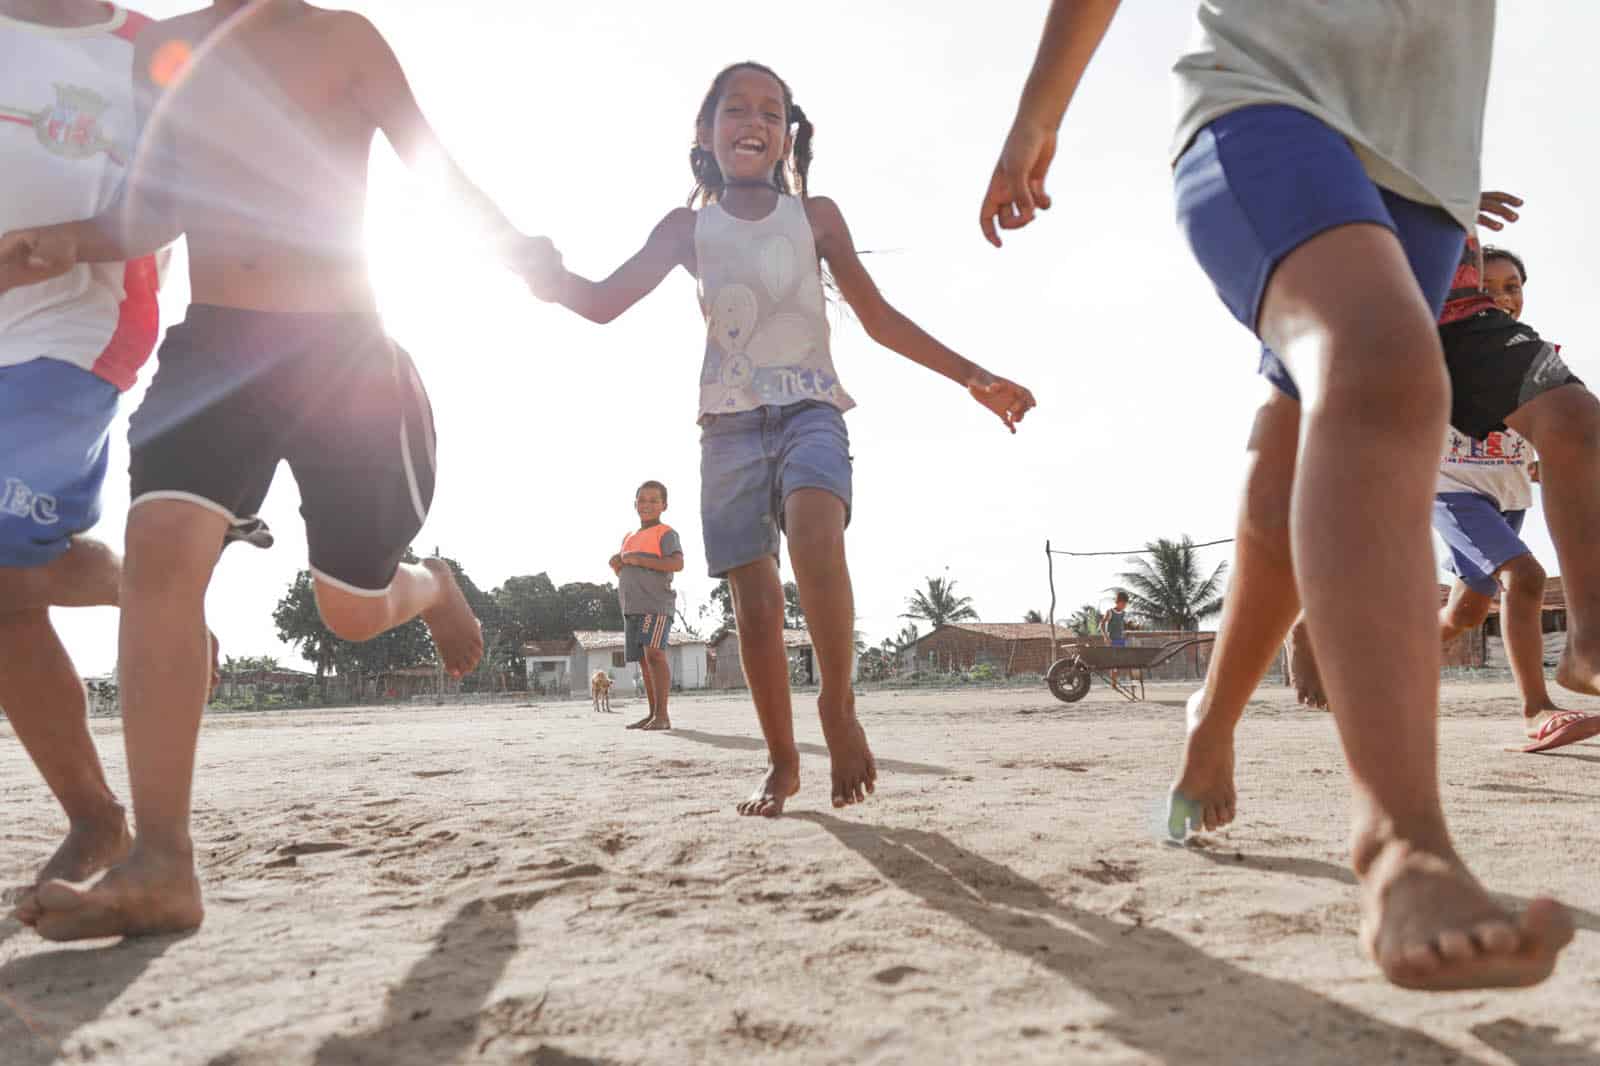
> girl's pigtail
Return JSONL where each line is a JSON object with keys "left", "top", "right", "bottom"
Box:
{"left": 788, "top": 102, "right": 814, "bottom": 198}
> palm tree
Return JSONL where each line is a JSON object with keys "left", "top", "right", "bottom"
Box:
{"left": 1115, "top": 536, "right": 1227, "bottom": 631}
{"left": 1023, "top": 609, "right": 1044, "bottom": 623}
{"left": 1067, "top": 604, "right": 1101, "bottom": 637}
{"left": 901, "top": 577, "right": 978, "bottom": 628}
{"left": 893, "top": 623, "right": 920, "bottom": 650}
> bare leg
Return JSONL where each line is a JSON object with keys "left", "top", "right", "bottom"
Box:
{"left": 628, "top": 653, "right": 656, "bottom": 729}
{"left": 1505, "top": 385, "right": 1600, "bottom": 696}
{"left": 728, "top": 557, "right": 801, "bottom": 817}
{"left": 313, "top": 558, "right": 482, "bottom": 677}
{"left": 1169, "top": 388, "right": 1301, "bottom": 838}
{"left": 32, "top": 501, "right": 226, "bottom": 940}
{"left": 1284, "top": 616, "right": 1328, "bottom": 709}
{"left": 640, "top": 645, "right": 672, "bottom": 730}
{"left": 784, "top": 488, "right": 875, "bottom": 809}
{"left": 1265, "top": 223, "right": 1571, "bottom": 989}
{"left": 0, "top": 539, "right": 132, "bottom": 923}
{"left": 1, "top": 605, "right": 130, "bottom": 926}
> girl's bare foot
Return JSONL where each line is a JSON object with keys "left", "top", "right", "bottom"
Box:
{"left": 14, "top": 808, "right": 132, "bottom": 925}
{"left": 32, "top": 844, "right": 204, "bottom": 941}
{"left": 1286, "top": 620, "right": 1328, "bottom": 709}
{"left": 818, "top": 691, "right": 876, "bottom": 809}
{"left": 640, "top": 717, "right": 672, "bottom": 731}
{"left": 1168, "top": 688, "right": 1236, "bottom": 839}
{"left": 420, "top": 558, "right": 483, "bottom": 678}
{"left": 737, "top": 762, "right": 801, "bottom": 817}
{"left": 1357, "top": 835, "right": 1574, "bottom": 990}
{"left": 625, "top": 714, "right": 653, "bottom": 729}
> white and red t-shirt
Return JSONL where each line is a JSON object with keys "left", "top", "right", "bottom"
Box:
{"left": 0, "top": 4, "right": 158, "bottom": 391}
{"left": 1438, "top": 426, "right": 1533, "bottom": 512}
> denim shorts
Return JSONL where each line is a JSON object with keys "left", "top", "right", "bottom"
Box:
{"left": 0, "top": 358, "right": 119, "bottom": 569}
{"left": 1173, "top": 104, "right": 1465, "bottom": 400}
{"left": 1434, "top": 493, "right": 1529, "bottom": 596}
{"left": 699, "top": 400, "right": 851, "bottom": 577}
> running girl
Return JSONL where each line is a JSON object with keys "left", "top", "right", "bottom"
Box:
{"left": 532, "top": 61, "right": 1034, "bottom": 816}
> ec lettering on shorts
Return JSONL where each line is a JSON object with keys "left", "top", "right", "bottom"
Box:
{"left": 0, "top": 478, "right": 60, "bottom": 525}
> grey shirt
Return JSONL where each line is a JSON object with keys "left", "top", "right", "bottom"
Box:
{"left": 1172, "top": 1, "right": 1495, "bottom": 233}
{"left": 618, "top": 528, "right": 682, "bottom": 617}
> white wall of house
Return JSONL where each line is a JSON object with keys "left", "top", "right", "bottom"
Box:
{"left": 522, "top": 656, "right": 569, "bottom": 692}
{"left": 566, "top": 642, "right": 709, "bottom": 695}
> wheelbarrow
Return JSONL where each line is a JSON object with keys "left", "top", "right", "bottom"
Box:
{"left": 1046, "top": 636, "right": 1214, "bottom": 703}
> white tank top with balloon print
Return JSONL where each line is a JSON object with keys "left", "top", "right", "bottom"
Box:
{"left": 693, "top": 194, "right": 853, "bottom": 419}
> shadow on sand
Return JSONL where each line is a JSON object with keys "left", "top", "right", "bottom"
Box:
{"left": 800, "top": 813, "right": 1514, "bottom": 1066}
{"left": 665, "top": 728, "right": 953, "bottom": 777}
{"left": 0, "top": 931, "right": 179, "bottom": 1066}
{"left": 1188, "top": 848, "right": 1600, "bottom": 935}
{"left": 310, "top": 898, "right": 519, "bottom": 1065}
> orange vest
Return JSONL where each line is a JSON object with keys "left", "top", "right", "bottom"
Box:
{"left": 621, "top": 523, "right": 673, "bottom": 557}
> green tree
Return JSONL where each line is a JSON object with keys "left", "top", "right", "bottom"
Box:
{"left": 1068, "top": 604, "right": 1101, "bottom": 638}
{"left": 1115, "top": 536, "right": 1227, "bottom": 631}
{"left": 1023, "top": 609, "right": 1044, "bottom": 623}
{"left": 901, "top": 576, "right": 978, "bottom": 629}
{"left": 783, "top": 581, "right": 805, "bottom": 629}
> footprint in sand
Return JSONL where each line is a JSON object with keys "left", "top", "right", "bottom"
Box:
{"left": 872, "top": 964, "right": 928, "bottom": 986}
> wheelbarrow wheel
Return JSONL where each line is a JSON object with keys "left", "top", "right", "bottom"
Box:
{"left": 1047, "top": 658, "right": 1091, "bottom": 703}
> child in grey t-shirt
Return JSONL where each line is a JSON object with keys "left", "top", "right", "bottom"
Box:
{"left": 610, "top": 480, "right": 684, "bottom": 731}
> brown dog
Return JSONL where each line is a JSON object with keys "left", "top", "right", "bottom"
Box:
{"left": 591, "top": 670, "right": 614, "bottom": 713}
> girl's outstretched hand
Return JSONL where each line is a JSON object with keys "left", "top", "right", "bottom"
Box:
{"left": 968, "top": 372, "right": 1037, "bottom": 433}
{"left": 1477, "top": 190, "right": 1522, "bottom": 232}
{"left": 0, "top": 228, "right": 78, "bottom": 294}
{"left": 980, "top": 122, "right": 1056, "bottom": 248}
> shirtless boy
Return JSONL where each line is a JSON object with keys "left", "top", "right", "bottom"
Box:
{"left": 0, "top": 0, "right": 556, "bottom": 940}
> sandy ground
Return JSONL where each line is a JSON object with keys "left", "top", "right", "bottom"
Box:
{"left": 2, "top": 680, "right": 1598, "bottom": 1065}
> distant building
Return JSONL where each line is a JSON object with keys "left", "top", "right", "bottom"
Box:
{"left": 709, "top": 627, "right": 817, "bottom": 689}
{"left": 524, "top": 630, "right": 709, "bottom": 696}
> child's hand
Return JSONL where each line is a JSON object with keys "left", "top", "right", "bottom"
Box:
{"left": 1477, "top": 190, "right": 1522, "bottom": 232}
{"left": 980, "top": 122, "right": 1056, "bottom": 248}
{"left": 0, "top": 228, "right": 78, "bottom": 294}
{"left": 609, "top": 553, "right": 623, "bottom": 575}
{"left": 967, "top": 372, "right": 1037, "bottom": 434}
{"left": 514, "top": 235, "right": 564, "bottom": 295}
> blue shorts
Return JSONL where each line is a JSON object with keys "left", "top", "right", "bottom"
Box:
{"left": 624, "top": 612, "right": 672, "bottom": 663}
{"left": 0, "top": 358, "right": 119, "bottom": 569}
{"left": 699, "top": 400, "right": 851, "bottom": 577}
{"left": 1110, "top": 637, "right": 1127, "bottom": 648}
{"left": 1173, "top": 105, "right": 1465, "bottom": 400}
{"left": 1434, "top": 493, "right": 1529, "bottom": 595}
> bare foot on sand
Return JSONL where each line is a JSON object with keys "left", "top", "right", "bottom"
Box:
{"left": 1286, "top": 619, "right": 1329, "bottom": 709}
{"left": 1168, "top": 688, "right": 1235, "bottom": 840}
{"left": 421, "top": 558, "right": 483, "bottom": 678}
{"left": 1554, "top": 642, "right": 1600, "bottom": 698}
{"left": 13, "top": 810, "right": 132, "bottom": 925}
{"left": 640, "top": 718, "right": 672, "bottom": 731}
{"left": 818, "top": 692, "right": 876, "bottom": 809}
{"left": 32, "top": 846, "right": 204, "bottom": 941}
{"left": 1357, "top": 837, "right": 1574, "bottom": 990}
{"left": 737, "top": 762, "right": 801, "bottom": 817}
{"left": 625, "top": 714, "right": 653, "bottom": 730}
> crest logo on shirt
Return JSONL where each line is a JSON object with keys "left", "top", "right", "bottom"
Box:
{"left": 14, "top": 84, "right": 123, "bottom": 164}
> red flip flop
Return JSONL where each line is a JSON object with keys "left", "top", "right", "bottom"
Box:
{"left": 1521, "top": 710, "right": 1600, "bottom": 754}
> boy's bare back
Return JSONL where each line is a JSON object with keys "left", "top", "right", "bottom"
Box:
{"left": 134, "top": 4, "right": 411, "bottom": 311}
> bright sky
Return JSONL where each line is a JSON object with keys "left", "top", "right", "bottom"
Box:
{"left": 52, "top": 1, "right": 1599, "bottom": 676}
